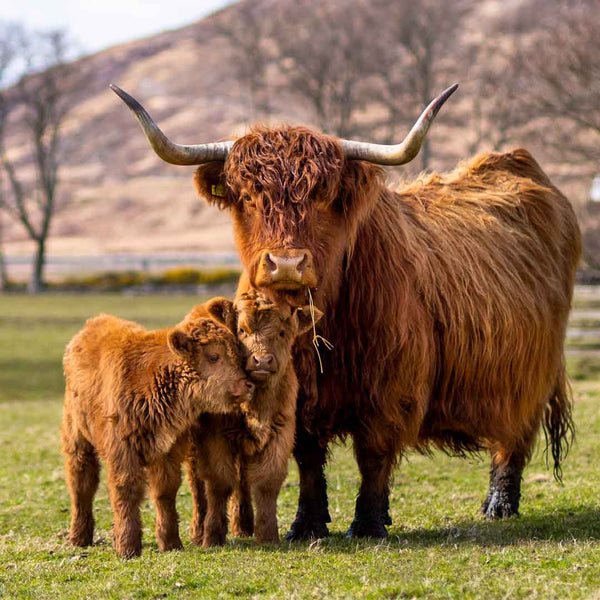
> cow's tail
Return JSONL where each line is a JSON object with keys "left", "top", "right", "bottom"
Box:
{"left": 542, "top": 367, "right": 575, "bottom": 482}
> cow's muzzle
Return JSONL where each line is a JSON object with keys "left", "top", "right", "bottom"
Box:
{"left": 255, "top": 249, "right": 317, "bottom": 290}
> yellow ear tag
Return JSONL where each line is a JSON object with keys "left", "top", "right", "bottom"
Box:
{"left": 211, "top": 184, "right": 226, "bottom": 197}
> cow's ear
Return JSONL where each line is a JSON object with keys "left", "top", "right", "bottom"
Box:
{"left": 193, "top": 161, "right": 231, "bottom": 209}
{"left": 168, "top": 329, "right": 194, "bottom": 359}
{"left": 335, "top": 160, "right": 382, "bottom": 220}
{"left": 296, "top": 306, "right": 323, "bottom": 336}
{"left": 206, "top": 297, "right": 236, "bottom": 331}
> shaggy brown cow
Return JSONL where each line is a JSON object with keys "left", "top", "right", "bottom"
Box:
{"left": 61, "top": 299, "right": 253, "bottom": 558}
{"left": 186, "top": 291, "right": 322, "bottom": 546}
{"left": 112, "top": 84, "right": 581, "bottom": 540}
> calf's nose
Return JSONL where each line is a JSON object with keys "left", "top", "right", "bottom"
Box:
{"left": 232, "top": 379, "right": 255, "bottom": 398}
{"left": 252, "top": 354, "right": 274, "bottom": 368}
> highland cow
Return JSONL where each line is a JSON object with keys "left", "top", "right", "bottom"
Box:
{"left": 186, "top": 291, "right": 322, "bottom": 546}
{"left": 112, "top": 84, "right": 581, "bottom": 540}
{"left": 61, "top": 298, "right": 253, "bottom": 558}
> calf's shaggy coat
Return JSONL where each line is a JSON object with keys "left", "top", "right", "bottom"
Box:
{"left": 186, "top": 291, "right": 321, "bottom": 546}
{"left": 61, "top": 299, "right": 252, "bottom": 558}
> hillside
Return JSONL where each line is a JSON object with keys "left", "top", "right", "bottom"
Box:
{"left": 2, "top": 6, "right": 247, "bottom": 260}
{"left": 1, "top": 0, "right": 592, "bottom": 271}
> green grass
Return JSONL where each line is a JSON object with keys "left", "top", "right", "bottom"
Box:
{"left": 2, "top": 294, "right": 600, "bottom": 599}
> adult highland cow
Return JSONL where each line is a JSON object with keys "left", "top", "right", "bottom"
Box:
{"left": 111, "top": 83, "right": 581, "bottom": 540}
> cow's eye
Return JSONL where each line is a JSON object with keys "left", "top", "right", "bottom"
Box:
{"left": 207, "top": 354, "right": 220, "bottom": 364}
{"left": 240, "top": 193, "right": 253, "bottom": 203}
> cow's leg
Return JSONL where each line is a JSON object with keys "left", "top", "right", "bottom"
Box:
{"left": 107, "top": 456, "right": 146, "bottom": 558}
{"left": 481, "top": 439, "right": 532, "bottom": 519}
{"left": 229, "top": 461, "right": 254, "bottom": 537}
{"left": 147, "top": 454, "right": 184, "bottom": 552}
{"left": 285, "top": 424, "right": 330, "bottom": 541}
{"left": 185, "top": 457, "right": 207, "bottom": 545}
{"left": 64, "top": 436, "right": 100, "bottom": 547}
{"left": 346, "top": 433, "right": 395, "bottom": 539}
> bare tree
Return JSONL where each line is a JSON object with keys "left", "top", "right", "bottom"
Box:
{"left": 0, "top": 22, "right": 22, "bottom": 291}
{"left": 369, "top": 0, "right": 471, "bottom": 171}
{"left": 523, "top": 0, "right": 600, "bottom": 167}
{"left": 270, "top": 0, "right": 379, "bottom": 138}
{"left": 207, "top": 1, "right": 274, "bottom": 121}
{"left": 466, "top": 35, "right": 532, "bottom": 154}
{"left": 0, "top": 28, "right": 74, "bottom": 293}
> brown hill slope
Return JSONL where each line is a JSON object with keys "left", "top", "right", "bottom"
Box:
{"left": 2, "top": 0, "right": 591, "bottom": 266}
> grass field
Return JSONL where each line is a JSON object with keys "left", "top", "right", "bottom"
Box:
{"left": 2, "top": 292, "right": 600, "bottom": 599}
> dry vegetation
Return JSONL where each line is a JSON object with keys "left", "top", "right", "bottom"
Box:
{"left": 0, "top": 0, "right": 599, "bottom": 276}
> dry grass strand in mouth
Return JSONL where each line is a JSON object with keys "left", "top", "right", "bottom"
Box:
{"left": 307, "top": 287, "right": 333, "bottom": 374}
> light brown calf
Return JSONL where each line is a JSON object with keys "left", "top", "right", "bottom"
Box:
{"left": 61, "top": 298, "right": 253, "bottom": 558}
{"left": 187, "top": 291, "right": 322, "bottom": 546}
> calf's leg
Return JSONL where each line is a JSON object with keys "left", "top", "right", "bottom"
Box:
{"left": 285, "top": 424, "right": 331, "bottom": 541}
{"left": 229, "top": 462, "right": 254, "bottom": 537}
{"left": 147, "top": 453, "right": 184, "bottom": 552}
{"left": 185, "top": 457, "right": 207, "bottom": 545}
{"left": 64, "top": 435, "right": 100, "bottom": 547}
{"left": 107, "top": 458, "right": 145, "bottom": 558}
{"left": 204, "top": 479, "right": 234, "bottom": 547}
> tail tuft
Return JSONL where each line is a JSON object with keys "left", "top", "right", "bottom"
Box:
{"left": 542, "top": 369, "right": 575, "bottom": 483}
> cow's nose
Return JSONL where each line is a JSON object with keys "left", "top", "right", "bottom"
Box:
{"left": 266, "top": 253, "right": 308, "bottom": 275}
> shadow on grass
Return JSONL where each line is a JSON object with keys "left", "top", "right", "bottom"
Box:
{"left": 214, "top": 506, "right": 600, "bottom": 555}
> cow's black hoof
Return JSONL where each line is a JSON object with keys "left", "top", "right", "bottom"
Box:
{"left": 345, "top": 519, "right": 388, "bottom": 539}
{"left": 285, "top": 518, "right": 329, "bottom": 541}
{"left": 481, "top": 491, "right": 519, "bottom": 520}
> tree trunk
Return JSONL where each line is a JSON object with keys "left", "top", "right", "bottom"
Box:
{"left": 0, "top": 216, "right": 7, "bottom": 292}
{"left": 28, "top": 237, "right": 46, "bottom": 294}
{"left": 0, "top": 249, "right": 7, "bottom": 292}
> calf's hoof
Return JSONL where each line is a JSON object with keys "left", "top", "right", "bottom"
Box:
{"left": 69, "top": 520, "right": 94, "bottom": 547}
{"left": 158, "top": 537, "right": 184, "bottom": 552}
{"left": 69, "top": 531, "right": 94, "bottom": 547}
{"left": 203, "top": 532, "right": 227, "bottom": 547}
{"left": 481, "top": 491, "right": 519, "bottom": 520}
{"left": 190, "top": 523, "right": 204, "bottom": 545}
{"left": 285, "top": 518, "right": 329, "bottom": 542}
{"left": 345, "top": 519, "right": 388, "bottom": 539}
{"left": 115, "top": 542, "right": 142, "bottom": 559}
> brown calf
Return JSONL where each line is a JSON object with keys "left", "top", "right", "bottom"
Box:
{"left": 187, "top": 291, "right": 321, "bottom": 546}
{"left": 61, "top": 298, "right": 252, "bottom": 558}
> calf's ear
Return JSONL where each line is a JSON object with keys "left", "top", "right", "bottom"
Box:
{"left": 193, "top": 162, "right": 231, "bottom": 209}
{"left": 296, "top": 306, "right": 324, "bottom": 336}
{"left": 206, "top": 297, "right": 236, "bottom": 331}
{"left": 168, "top": 329, "right": 194, "bottom": 359}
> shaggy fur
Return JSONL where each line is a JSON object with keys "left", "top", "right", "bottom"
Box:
{"left": 61, "top": 299, "right": 252, "bottom": 558}
{"left": 186, "top": 291, "right": 321, "bottom": 546}
{"left": 193, "top": 125, "right": 581, "bottom": 539}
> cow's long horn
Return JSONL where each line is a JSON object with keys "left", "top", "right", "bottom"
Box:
{"left": 109, "top": 84, "right": 233, "bottom": 165}
{"left": 340, "top": 84, "right": 458, "bottom": 166}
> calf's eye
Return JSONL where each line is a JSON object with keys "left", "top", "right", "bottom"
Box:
{"left": 279, "top": 330, "right": 285, "bottom": 338}
{"left": 207, "top": 354, "right": 220, "bottom": 363}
